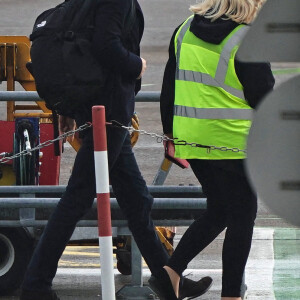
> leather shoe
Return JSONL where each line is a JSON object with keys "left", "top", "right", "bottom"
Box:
{"left": 179, "top": 276, "right": 213, "bottom": 300}
{"left": 148, "top": 268, "right": 178, "bottom": 300}
{"left": 20, "top": 288, "right": 60, "bottom": 300}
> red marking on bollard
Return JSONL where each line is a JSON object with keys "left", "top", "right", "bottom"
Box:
{"left": 97, "top": 193, "right": 112, "bottom": 237}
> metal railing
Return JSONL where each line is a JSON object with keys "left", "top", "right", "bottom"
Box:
{"left": 0, "top": 91, "right": 161, "bottom": 103}
{"left": 0, "top": 185, "right": 207, "bottom": 228}
{"left": 0, "top": 185, "right": 207, "bottom": 298}
{"left": 0, "top": 91, "right": 207, "bottom": 299}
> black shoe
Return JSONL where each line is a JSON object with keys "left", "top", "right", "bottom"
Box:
{"left": 148, "top": 269, "right": 178, "bottom": 300}
{"left": 179, "top": 276, "right": 213, "bottom": 300}
{"left": 20, "top": 288, "right": 60, "bottom": 300}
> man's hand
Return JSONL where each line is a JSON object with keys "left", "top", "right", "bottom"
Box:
{"left": 59, "top": 115, "right": 76, "bottom": 143}
{"left": 137, "top": 57, "right": 147, "bottom": 79}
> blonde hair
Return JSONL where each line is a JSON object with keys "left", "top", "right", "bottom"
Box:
{"left": 190, "top": 0, "right": 266, "bottom": 24}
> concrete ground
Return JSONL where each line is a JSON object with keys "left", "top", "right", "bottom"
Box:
{"left": 1, "top": 227, "right": 299, "bottom": 300}
{"left": 0, "top": 0, "right": 300, "bottom": 299}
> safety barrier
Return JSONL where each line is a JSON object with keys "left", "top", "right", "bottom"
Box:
{"left": 0, "top": 184, "right": 206, "bottom": 299}
{"left": 0, "top": 91, "right": 208, "bottom": 299}
{"left": 0, "top": 185, "right": 206, "bottom": 227}
{"left": 0, "top": 91, "right": 247, "bottom": 299}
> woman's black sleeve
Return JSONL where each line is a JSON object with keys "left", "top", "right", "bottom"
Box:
{"left": 160, "top": 26, "right": 181, "bottom": 134}
{"left": 235, "top": 60, "right": 275, "bottom": 109}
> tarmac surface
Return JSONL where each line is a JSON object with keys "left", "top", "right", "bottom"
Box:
{"left": 0, "top": 0, "right": 300, "bottom": 299}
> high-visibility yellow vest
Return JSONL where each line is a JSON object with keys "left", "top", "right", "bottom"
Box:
{"left": 173, "top": 16, "right": 252, "bottom": 159}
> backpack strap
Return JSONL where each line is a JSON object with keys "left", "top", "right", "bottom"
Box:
{"left": 52, "top": 110, "right": 61, "bottom": 156}
{"left": 69, "top": 0, "right": 99, "bottom": 32}
{"left": 63, "top": 0, "right": 87, "bottom": 30}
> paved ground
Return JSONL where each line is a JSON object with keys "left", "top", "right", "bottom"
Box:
{"left": 2, "top": 227, "right": 300, "bottom": 300}
{"left": 0, "top": 1, "right": 300, "bottom": 299}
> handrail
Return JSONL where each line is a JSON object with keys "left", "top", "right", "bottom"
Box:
{"left": 0, "top": 197, "right": 206, "bottom": 209}
{"left": 0, "top": 220, "right": 196, "bottom": 227}
{"left": 0, "top": 185, "right": 207, "bottom": 228}
{"left": 0, "top": 185, "right": 204, "bottom": 197}
{"left": 0, "top": 91, "right": 161, "bottom": 103}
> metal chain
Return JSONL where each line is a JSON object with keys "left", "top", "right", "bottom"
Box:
{"left": 1, "top": 119, "right": 246, "bottom": 164}
{"left": 0, "top": 123, "right": 92, "bottom": 164}
{"left": 110, "top": 120, "right": 246, "bottom": 153}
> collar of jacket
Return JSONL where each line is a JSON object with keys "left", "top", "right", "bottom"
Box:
{"left": 190, "top": 14, "right": 241, "bottom": 45}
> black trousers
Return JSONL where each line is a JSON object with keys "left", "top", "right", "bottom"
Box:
{"left": 22, "top": 126, "right": 169, "bottom": 291}
{"left": 167, "top": 159, "right": 257, "bottom": 297}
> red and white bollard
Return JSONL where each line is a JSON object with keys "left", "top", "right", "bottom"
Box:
{"left": 92, "top": 106, "right": 116, "bottom": 300}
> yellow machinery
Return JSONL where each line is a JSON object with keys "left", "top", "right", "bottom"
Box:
{"left": 0, "top": 36, "right": 81, "bottom": 147}
{"left": 0, "top": 36, "right": 81, "bottom": 186}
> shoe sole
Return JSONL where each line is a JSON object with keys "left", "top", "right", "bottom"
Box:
{"left": 242, "top": 291, "right": 248, "bottom": 300}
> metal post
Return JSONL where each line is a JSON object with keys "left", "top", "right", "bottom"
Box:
{"left": 19, "top": 193, "right": 36, "bottom": 235}
{"left": 116, "top": 236, "right": 157, "bottom": 299}
{"left": 92, "top": 105, "right": 116, "bottom": 300}
{"left": 6, "top": 44, "right": 16, "bottom": 121}
{"left": 131, "top": 238, "right": 143, "bottom": 286}
{"left": 152, "top": 158, "right": 173, "bottom": 185}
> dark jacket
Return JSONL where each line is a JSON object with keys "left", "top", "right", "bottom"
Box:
{"left": 160, "top": 15, "right": 275, "bottom": 134}
{"left": 76, "top": 0, "right": 144, "bottom": 127}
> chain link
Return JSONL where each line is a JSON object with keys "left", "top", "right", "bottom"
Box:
{"left": 110, "top": 120, "right": 246, "bottom": 154}
{"left": 0, "top": 123, "right": 92, "bottom": 164}
{"left": 111, "top": 121, "right": 173, "bottom": 143}
{"left": 0, "top": 120, "right": 246, "bottom": 164}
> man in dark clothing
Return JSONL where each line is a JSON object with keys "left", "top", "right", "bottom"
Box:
{"left": 20, "top": 1, "right": 212, "bottom": 299}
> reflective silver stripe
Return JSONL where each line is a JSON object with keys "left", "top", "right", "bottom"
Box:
{"left": 177, "top": 69, "right": 245, "bottom": 99}
{"left": 214, "top": 26, "right": 249, "bottom": 83}
{"left": 176, "top": 17, "right": 193, "bottom": 73}
{"left": 174, "top": 105, "right": 253, "bottom": 120}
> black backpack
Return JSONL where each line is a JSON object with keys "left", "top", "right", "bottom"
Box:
{"left": 28, "top": 0, "right": 136, "bottom": 117}
{"left": 28, "top": 0, "right": 135, "bottom": 155}
{"left": 28, "top": 0, "right": 105, "bottom": 116}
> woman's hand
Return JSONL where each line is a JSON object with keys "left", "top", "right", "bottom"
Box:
{"left": 59, "top": 115, "right": 76, "bottom": 143}
{"left": 164, "top": 133, "right": 173, "bottom": 139}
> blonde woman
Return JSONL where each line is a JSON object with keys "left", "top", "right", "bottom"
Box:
{"left": 149, "top": 0, "right": 275, "bottom": 299}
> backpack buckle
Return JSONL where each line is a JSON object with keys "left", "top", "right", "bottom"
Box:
{"left": 64, "top": 31, "right": 75, "bottom": 41}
